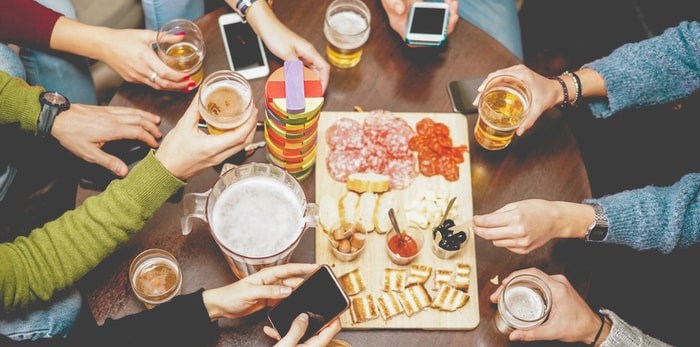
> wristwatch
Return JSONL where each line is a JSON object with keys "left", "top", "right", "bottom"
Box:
{"left": 584, "top": 204, "right": 608, "bottom": 241}
{"left": 38, "top": 91, "right": 71, "bottom": 138}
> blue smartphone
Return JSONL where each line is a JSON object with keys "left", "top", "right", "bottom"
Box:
{"left": 405, "top": 2, "right": 449, "bottom": 46}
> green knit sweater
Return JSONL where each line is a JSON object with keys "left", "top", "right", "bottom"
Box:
{"left": 0, "top": 72, "right": 186, "bottom": 314}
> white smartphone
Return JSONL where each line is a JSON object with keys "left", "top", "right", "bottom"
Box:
{"left": 218, "top": 13, "right": 270, "bottom": 80}
{"left": 405, "top": 2, "right": 450, "bottom": 46}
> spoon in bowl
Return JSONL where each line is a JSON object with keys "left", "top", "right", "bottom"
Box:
{"left": 388, "top": 208, "right": 403, "bottom": 247}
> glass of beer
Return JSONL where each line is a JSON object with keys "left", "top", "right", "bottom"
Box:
{"left": 323, "top": 0, "right": 371, "bottom": 69}
{"left": 198, "top": 70, "right": 254, "bottom": 135}
{"left": 474, "top": 74, "right": 531, "bottom": 150}
{"left": 494, "top": 273, "right": 552, "bottom": 335}
{"left": 156, "top": 19, "right": 206, "bottom": 87}
{"left": 129, "top": 249, "right": 183, "bottom": 309}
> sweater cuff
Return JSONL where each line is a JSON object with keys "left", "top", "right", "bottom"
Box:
{"left": 599, "top": 309, "right": 643, "bottom": 347}
{"left": 116, "top": 150, "right": 186, "bottom": 210}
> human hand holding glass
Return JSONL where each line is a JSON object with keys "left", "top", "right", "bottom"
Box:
{"left": 490, "top": 268, "right": 608, "bottom": 345}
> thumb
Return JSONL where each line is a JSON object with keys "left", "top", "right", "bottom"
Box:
{"left": 177, "top": 93, "right": 202, "bottom": 128}
{"left": 277, "top": 313, "right": 309, "bottom": 346}
{"left": 388, "top": 0, "right": 406, "bottom": 14}
{"left": 92, "top": 150, "right": 128, "bottom": 177}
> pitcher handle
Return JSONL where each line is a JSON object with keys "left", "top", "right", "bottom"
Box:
{"left": 180, "top": 190, "right": 210, "bottom": 235}
{"left": 305, "top": 202, "right": 319, "bottom": 228}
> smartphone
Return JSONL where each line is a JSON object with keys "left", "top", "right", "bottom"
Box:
{"left": 405, "top": 2, "right": 450, "bottom": 46}
{"left": 448, "top": 77, "right": 486, "bottom": 114}
{"left": 268, "top": 265, "right": 350, "bottom": 343}
{"left": 218, "top": 13, "right": 270, "bottom": 80}
{"left": 78, "top": 139, "right": 149, "bottom": 191}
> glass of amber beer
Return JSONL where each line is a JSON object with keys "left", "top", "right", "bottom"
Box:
{"left": 156, "top": 19, "right": 206, "bottom": 87}
{"left": 323, "top": 0, "right": 371, "bottom": 69}
{"left": 474, "top": 74, "right": 532, "bottom": 150}
{"left": 198, "top": 70, "right": 254, "bottom": 135}
{"left": 129, "top": 249, "right": 183, "bottom": 309}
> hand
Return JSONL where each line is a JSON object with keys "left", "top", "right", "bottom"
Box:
{"left": 472, "top": 64, "right": 563, "bottom": 136}
{"left": 263, "top": 314, "right": 342, "bottom": 347}
{"left": 381, "top": 0, "right": 458, "bottom": 40}
{"left": 202, "top": 263, "right": 318, "bottom": 321}
{"left": 490, "top": 268, "right": 603, "bottom": 344}
{"left": 472, "top": 199, "right": 593, "bottom": 254}
{"left": 99, "top": 28, "right": 194, "bottom": 92}
{"left": 244, "top": 1, "right": 330, "bottom": 92}
{"left": 154, "top": 96, "right": 257, "bottom": 180}
{"left": 50, "top": 104, "right": 161, "bottom": 176}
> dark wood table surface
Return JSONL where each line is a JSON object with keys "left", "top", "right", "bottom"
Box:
{"left": 79, "top": 1, "right": 592, "bottom": 346}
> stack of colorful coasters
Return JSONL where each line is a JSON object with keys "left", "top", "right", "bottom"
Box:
{"left": 264, "top": 60, "right": 324, "bottom": 180}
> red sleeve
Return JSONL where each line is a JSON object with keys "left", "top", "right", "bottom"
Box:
{"left": 0, "top": 0, "right": 62, "bottom": 47}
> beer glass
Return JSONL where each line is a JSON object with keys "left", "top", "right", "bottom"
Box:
{"left": 323, "top": 0, "right": 371, "bottom": 69}
{"left": 181, "top": 163, "right": 318, "bottom": 279}
{"left": 129, "top": 249, "right": 183, "bottom": 309}
{"left": 474, "top": 74, "right": 531, "bottom": 150}
{"left": 198, "top": 70, "right": 254, "bottom": 135}
{"left": 156, "top": 19, "right": 206, "bottom": 87}
{"left": 494, "top": 273, "right": 552, "bottom": 335}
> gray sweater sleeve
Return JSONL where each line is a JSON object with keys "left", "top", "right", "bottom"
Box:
{"left": 582, "top": 21, "right": 700, "bottom": 118}
{"left": 600, "top": 309, "right": 674, "bottom": 347}
{"left": 584, "top": 173, "right": 700, "bottom": 254}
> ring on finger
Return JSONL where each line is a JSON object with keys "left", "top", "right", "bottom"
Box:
{"left": 149, "top": 71, "right": 158, "bottom": 83}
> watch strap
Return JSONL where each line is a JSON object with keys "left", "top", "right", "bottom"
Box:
{"left": 584, "top": 204, "right": 608, "bottom": 241}
{"left": 37, "top": 91, "right": 70, "bottom": 138}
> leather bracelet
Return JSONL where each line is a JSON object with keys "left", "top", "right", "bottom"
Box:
{"left": 549, "top": 76, "right": 570, "bottom": 108}
{"left": 563, "top": 71, "right": 582, "bottom": 107}
{"left": 589, "top": 311, "right": 606, "bottom": 347}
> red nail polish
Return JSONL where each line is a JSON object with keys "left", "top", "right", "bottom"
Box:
{"left": 188, "top": 81, "right": 196, "bottom": 87}
{"left": 182, "top": 74, "right": 190, "bottom": 81}
{"left": 176, "top": 31, "right": 186, "bottom": 36}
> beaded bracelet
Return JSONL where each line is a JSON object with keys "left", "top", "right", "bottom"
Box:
{"left": 549, "top": 76, "right": 570, "bottom": 108}
{"left": 589, "top": 311, "right": 606, "bottom": 347}
{"left": 563, "top": 71, "right": 582, "bottom": 107}
{"left": 234, "top": 0, "right": 256, "bottom": 21}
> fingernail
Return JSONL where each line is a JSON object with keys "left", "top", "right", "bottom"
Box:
{"left": 188, "top": 81, "right": 196, "bottom": 87}
{"left": 298, "top": 313, "right": 308, "bottom": 322}
{"left": 280, "top": 286, "right": 292, "bottom": 295}
{"left": 176, "top": 31, "right": 186, "bottom": 36}
{"left": 182, "top": 74, "right": 190, "bottom": 80}
{"left": 184, "top": 86, "right": 194, "bottom": 93}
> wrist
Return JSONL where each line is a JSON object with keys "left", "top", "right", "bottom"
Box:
{"left": 555, "top": 202, "right": 595, "bottom": 239}
{"left": 202, "top": 289, "right": 223, "bottom": 321}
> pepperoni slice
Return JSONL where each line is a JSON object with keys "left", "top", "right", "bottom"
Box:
{"left": 416, "top": 118, "right": 435, "bottom": 135}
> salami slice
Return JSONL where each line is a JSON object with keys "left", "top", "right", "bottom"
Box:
{"left": 387, "top": 156, "right": 417, "bottom": 189}
{"left": 326, "top": 118, "right": 363, "bottom": 151}
{"left": 326, "top": 148, "right": 365, "bottom": 182}
{"left": 360, "top": 144, "right": 389, "bottom": 175}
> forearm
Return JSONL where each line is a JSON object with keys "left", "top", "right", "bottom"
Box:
{"left": 599, "top": 309, "right": 673, "bottom": 347}
{"left": 585, "top": 173, "right": 700, "bottom": 253}
{"left": 48, "top": 17, "right": 114, "bottom": 61}
{"left": 226, "top": 0, "right": 281, "bottom": 38}
{"left": 0, "top": 71, "right": 43, "bottom": 133}
{"left": 0, "top": 0, "right": 61, "bottom": 47}
{"left": 0, "top": 152, "right": 184, "bottom": 314}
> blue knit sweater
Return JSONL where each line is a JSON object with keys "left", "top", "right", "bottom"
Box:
{"left": 583, "top": 21, "right": 700, "bottom": 255}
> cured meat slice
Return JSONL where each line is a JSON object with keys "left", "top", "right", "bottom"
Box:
{"left": 327, "top": 149, "right": 365, "bottom": 182}
{"left": 387, "top": 156, "right": 417, "bottom": 189}
{"left": 362, "top": 110, "right": 395, "bottom": 140}
{"left": 360, "top": 145, "right": 389, "bottom": 175}
{"left": 326, "top": 118, "right": 363, "bottom": 151}
{"left": 384, "top": 117, "right": 415, "bottom": 159}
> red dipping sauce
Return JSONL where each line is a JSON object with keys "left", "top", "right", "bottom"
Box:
{"left": 388, "top": 233, "right": 418, "bottom": 257}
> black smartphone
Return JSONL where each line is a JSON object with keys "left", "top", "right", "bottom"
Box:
{"left": 78, "top": 139, "right": 149, "bottom": 191}
{"left": 218, "top": 13, "right": 270, "bottom": 80}
{"left": 267, "top": 265, "right": 350, "bottom": 343}
{"left": 447, "top": 77, "right": 486, "bottom": 114}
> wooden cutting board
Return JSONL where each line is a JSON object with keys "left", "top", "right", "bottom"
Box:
{"left": 314, "top": 111, "right": 479, "bottom": 330}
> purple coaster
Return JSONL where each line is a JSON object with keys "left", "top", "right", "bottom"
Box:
{"left": 284, "top": 60, "right": 305, "bottom": 114}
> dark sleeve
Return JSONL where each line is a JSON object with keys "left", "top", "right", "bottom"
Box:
{"left": 0, "top": 0, "right": 62, "bottom": 47}
{"left": 0, "top": 289, "right": 218, "bottom": 347}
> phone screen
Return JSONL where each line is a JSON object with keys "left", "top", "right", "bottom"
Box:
{"left": 223, "top": 21, "right": 266, "bottom": 71}
{"left": 268, "top": 265, "right": 349, "bottom": 342}
{"left": 409, "top": 7, "right": 447, "bottom": 34}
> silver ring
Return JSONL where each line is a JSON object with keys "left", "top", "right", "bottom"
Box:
{"left": 148, "top": 71, "right": 157, "bottom": 83}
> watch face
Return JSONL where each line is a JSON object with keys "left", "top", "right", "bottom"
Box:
{"left": 42, "top": 92, "right": 68, "bottom": 106}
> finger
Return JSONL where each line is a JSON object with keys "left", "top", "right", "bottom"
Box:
{"left": 253, "top": 263, "right": 319, "bottom": 286}
{"left": 91, "top": 150, "right": 129, "bottom": 177}
{"left": 280, "top": 277, "right": 305, "bottom": 289}
{"left": 101, "top": 107, "right": 161, "bottom": 124}
{"left": 472, "top": 225, "right": 518, "bottom": 241}
{"left": 306, "top": 320, "right": 341, "bottom": 347}
{"left": 146, "top": 55, "right": 191, "bottom": 90}
{"left": 256, "top": 284, "right": 294, "bottom": 300}
{"left": 263, "top": 326, "right": 282, "bottom": 340}
{"left": 492, "top": 239, "right": 528, "bottom": 252}
{"left": 177, "top": 93, "right": 203, "bottom": 128}
{"left": 391, "top": 0, "right": 406, "bottom": 14}
{"left": 278, "top": 313, "right": 308, "bottom": 345}
{"left": 112, "top": 113, "right": 163, "bottom": 140}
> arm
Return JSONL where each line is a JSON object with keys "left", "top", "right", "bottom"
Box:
{"left": 473, "top": 173, "right": 700, "bottom": 254}
{"left": 229, "top": 0, "right": 331, "bottom": 92}
{"left": 599, "top": 309, "right": 674, "bottom": 347}
{"left": 0, "top": 0, "right": 61, "bottom": 47}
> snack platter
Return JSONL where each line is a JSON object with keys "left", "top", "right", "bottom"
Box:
{"left": 314, "top": 111, "right": 479, "bottom": 330}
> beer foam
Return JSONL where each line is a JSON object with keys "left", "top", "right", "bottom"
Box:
{"left": 503, "top": 286, "right": 546, "bottom": 321}
{"left": 212, "top": 176, "right": 305, "bottom": 258}
{"left": 325, "top": 11, "right": 369, "bottom": 49}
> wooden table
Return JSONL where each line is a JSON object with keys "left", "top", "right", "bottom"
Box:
{"left": 79, "top": 1, "right": 592, "bottom": 346}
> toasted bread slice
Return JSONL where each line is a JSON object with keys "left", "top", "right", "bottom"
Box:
{"left": 337, "top": 268, "right": 366, "bottom": 296}
{"left": 398, "top": 284, "right": 432, "bottom": 317}
{"left": 377, "top": 291, "right": 404, "bottom": 321}
{"left": 318, "top": 193, "right": 341, "bottom": 232}
{"left": 454, "top": 263, "right": 471, "bottom": 291}
{"left": 433, "top": 269, "right": 453, "bottom": 291}
{"left": 406, "top": 264, "right": 432, "bottom": 285}
{"left": 340, "top": 191, "right": 360, "bottom": 226}
{"left": 382, "top": 268, "right": 407, "bottom": 292}
{"left": 357, "top": 191, "right": 378, "bottom": 233}
{"left": 347, "top": 172, "right": 390, "bottom": 193}
{"left": 374, "top": 191, "right": 397, "bottom": 234}
{"left": 350, "top": 294, "right": 379, "bottom": 323}
{"left": 431, "top": 284, "right": 469, "bottom": 311}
